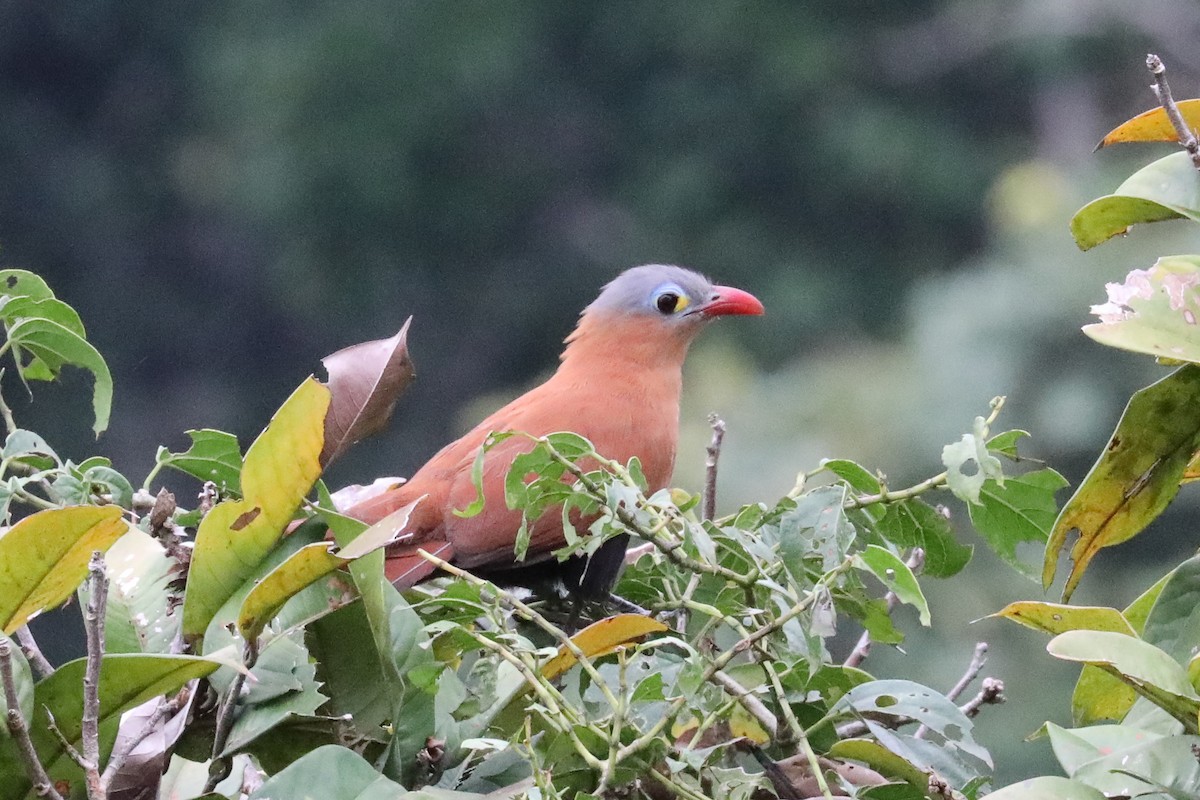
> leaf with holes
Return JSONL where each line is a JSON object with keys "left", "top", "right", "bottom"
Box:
{"left": 6, "top": 317, "right": 113, "bottom": 435}
{"left": 1084, "top": 256, "right": 1200, "bottom": 362}
{"left": 153, "top": 429, "right": 243, "bottom": 494}
{"left": 182, "top": 378, "right": 330, "bottom": 641}
{"left": 1044, "top": 365, "right": 1200, "bottom": 600}
{"left": 970, "top": 469, "right": 1067, "bottom": 581}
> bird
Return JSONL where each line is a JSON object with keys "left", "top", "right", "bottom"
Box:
{"left": 342, "top": 264, "right": 763, "bottom": 599}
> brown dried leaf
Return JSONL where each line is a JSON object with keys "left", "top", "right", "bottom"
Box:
{"left": 320, "top": 318, "right": 415, "bottom": 467}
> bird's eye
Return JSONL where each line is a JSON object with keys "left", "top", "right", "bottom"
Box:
{"left": 655, "top": 291, "right": 688, "bottom": 314}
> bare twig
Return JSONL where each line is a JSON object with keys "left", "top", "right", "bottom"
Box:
{"left": 100, "top": 686, "right": 192, "bottom": 791}
{"left": 0, "top": 369, "right": 17, "bottom": 436}
{"left": 960, "top": 677, "right": 1005, "bottom": 718}
{"left": 712, "top": 669, "right": 777, "bottom": 739}
{"left": 915, "top": 641, "right": 987, "bottom": 739}
{"left": 1147, "top": 53, "right": 1200, "bottom": 169}
{"left": 1, "top": 637, "right": 65, "bottom": 800}
{"left": 14, "top": 626, "right": 53, "bottom": 679}
{"left": 82, "top": 551, "right": 108, "bottom": 800}
{"left": 43, "top": 708, "right": 88, "bottom": 770}
{"left": 203, "top": 640, "right": 258, "bottom": 793}
{"left": 843, "top": 550, "right": 926, "bottom": 668}
{"left": 702, "top": 414, "right": 726, "bottom": 522}
{"left": 945, "top": 642, "right": 989, "bottom": 703}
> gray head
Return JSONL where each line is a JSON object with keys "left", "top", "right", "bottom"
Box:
{"left": 585, "top": 264, "right": 763, "bottom": 321}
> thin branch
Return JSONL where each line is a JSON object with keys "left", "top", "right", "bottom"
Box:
{"left": 843, "top": 550, "right": 926, "bottom": 668}
{"left": 203, "top": 640, "right": 258, "bottom": 793}
{"left": 915, "top": 641, "right": 987, "bottom": 739}
{"left": 712, "top": 670, "right": 777, "bottom": 739}
{"left": 43, "top": 709, "right": 88, "bottom": 770}
{"left": 535, "top": 436, "right": 758, "bottom": 588}
{"left": 845, "top": 396, "right": 1006, "bottom": 510}
{"left": 617, "top": 557, "right": 855, "bottom": 763}
{"left": 100, "top": 686, "right": 192, "bottom": 791}
{"left": 945, "top": 642, "right": 989, "bottom": 703}
{"left": 0, "top": 368, "right": 17, "bottom": 437}
{"left": 1, "top": 637, "right": 65, "bottom": 800}
{"left": 1147, "top": 53, "right": 1200, "bottom": 170}
{"left": 417, "top": 550, "right": 622, "bottom": 713}
{"left": 82, "top": 551, "right": 108, "bottom": 800}
{"left": 762, "top": 660, "right": 834, "bottom": 800}
{"left": 960, "top": 677, "right": 1005, "bottom": 718}
{"left": 14, "top": 626, "right": 53, "bottom": 679}
{"left": 701, "top": 414, "right": 726, "bottom": 522}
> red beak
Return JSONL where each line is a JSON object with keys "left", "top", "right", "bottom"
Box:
{"left": 699, "top": 285, "right": 765, "bottom": 317}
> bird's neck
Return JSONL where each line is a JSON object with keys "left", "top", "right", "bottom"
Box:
{"left": 557, "top": 312, "right": 695, "bottom": 383}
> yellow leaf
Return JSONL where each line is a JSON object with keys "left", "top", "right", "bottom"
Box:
{"left": 0, "top": 506, "right": 127, "bottom": 634}
{"left": 992, "top": 601, "right": 1136, "bottom": 637}
{"left": 1097, "top": 99, "right": 1200, "bottom": 148}
{"left": 542, "top": 614, "right": 668, "bottom": 680}
{"left": 182, "top": 377, "right": 331, "bottom": 640}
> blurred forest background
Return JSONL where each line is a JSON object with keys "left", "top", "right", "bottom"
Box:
{"left": 4, "top": 0, "right": 1200, "bottom": 786}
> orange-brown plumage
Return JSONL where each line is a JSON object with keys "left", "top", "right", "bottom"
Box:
{"left": 343, "top": 265, "right": 762, "bottom": 597}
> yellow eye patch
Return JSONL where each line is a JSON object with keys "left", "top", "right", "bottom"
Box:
{"left": 673, "top": 295, "right": 690, "bottom": 313}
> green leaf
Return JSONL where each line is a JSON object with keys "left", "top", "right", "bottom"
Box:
{"left": 182, "top": 378, "right": 330, "bottom": 641}
{"left": 0, "top": 505, "right": 128, "bottom": 634}
{"left": 986, "top": 429, "right": 1030, "bottom": 459}
{"left": 833, "top": 680, "right": 991, "bottom": 786}
{"left": 1072, "top": 733, "right": 1200, "bottom": 797}
{"left": 343, "top": 523, "right": 444, "bottom": 784}
{"left": 0, "top": 653, "right": 220, "bottom": 800}
{"left": 1043, "top": 721, "right": 1158, "bottom": 777}
{"left": 1044, "top": 365, "right": 1200, "bottom": 600}
{"left": 777, "top": 485, "right": 856, "bottom": 579}
{"left": 309, "top": 602, "right": 392, "bottom": 741}
{"left": 246, "top": 745, "right": 409, "bottom": 800}
{"left": 0, "top": 296, "right": 85, "bottom": 336}
{"left": 827, "top": 739, "right": 933, "bottom": 792}
{"left": 6, "top": 317, "right": 113, "bottom": 436}
{"left": 0, "top": 270, "right": 54, "bottom": 302}
{"left": 941, "top": 417, "right": 1004, "bottom": 505}
{"left": 222, "top": 642, "right": 328, "bottom": 756}
{"left": 86, "top": 528, "right": 179, "bottom": 654}
{"left": 1071, "top": 574, "right": 1171, "bottom": 726}
{"left": 853, "top": 546, "right": 929, "bottom": 625}
{"left": 969, "top": 468, "right": 1067, "bottom": 581}
{"left": 1141, "top": 553, "right": 1200, "bottom": 666}
{"left": 877, "top": 499, "right": 972, "bottom": 578}
{"left": 822, "top": 459, "right": 882, "bottom": 494}
{"left": 1047, "top": 630, "right": 1200, "bottom": 731}
{"left": 153, "top": 429, "right": 243, "bottom": 494}
{"left": 2, "top": 430, "right": 58, "bottom": 471}
{"left": 1083, "top": 256, "right": 1200, "bottom": 362}
{"left": 1070, "top": 152, "right": 1200, "bottom": 250}
{"left": 985, "top": 776, "right": 1105, "bottom": 800}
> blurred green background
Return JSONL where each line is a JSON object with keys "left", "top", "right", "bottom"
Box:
{"left": 5, "top": 1, "right": 1200, "bottom": 786}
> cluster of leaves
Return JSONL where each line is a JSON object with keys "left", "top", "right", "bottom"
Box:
{"left": 0, "top": 253, "right": 1075, "bottom": 799}
{"left": 985, "top": 58, "right": 1200, "bottom": 799}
